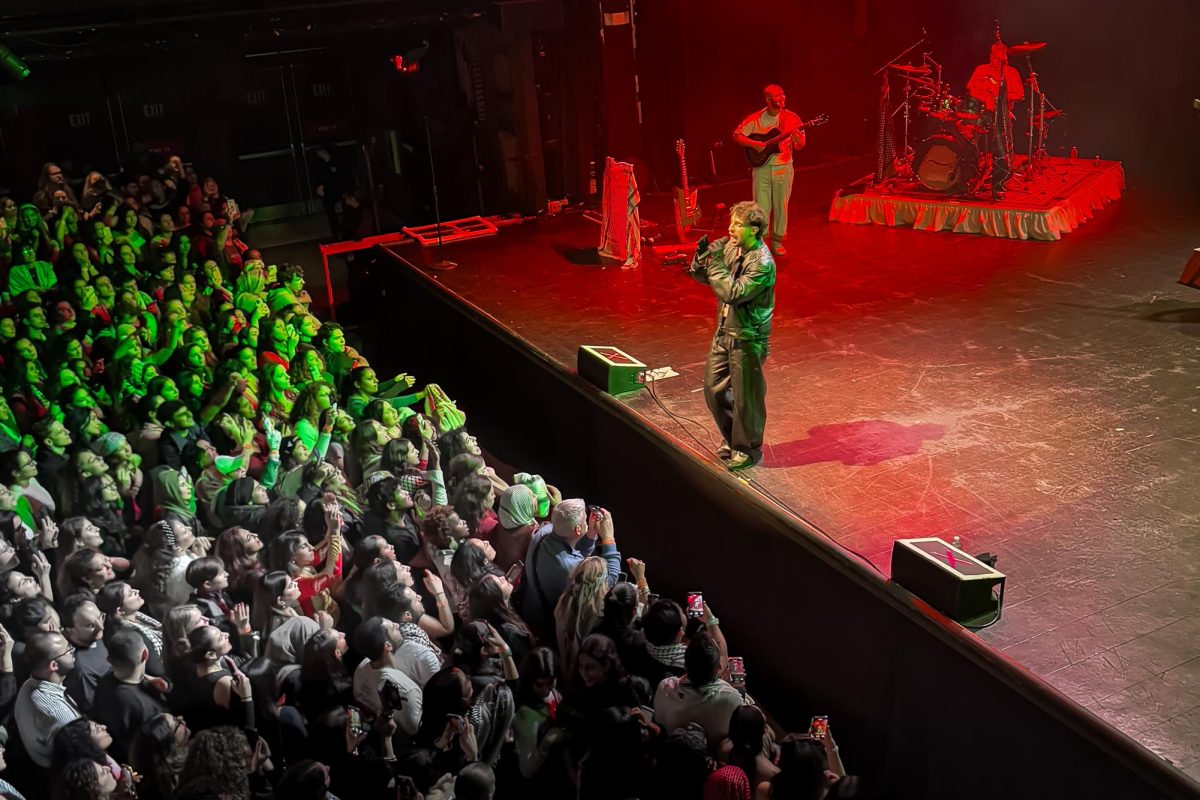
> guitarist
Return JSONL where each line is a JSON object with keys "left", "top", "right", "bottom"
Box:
{"left": 733, "top": 84, "right": 806, "bottom": 256}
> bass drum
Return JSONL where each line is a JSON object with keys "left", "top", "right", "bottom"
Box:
{"left": 913, "top": 128, "right": 980, "bottom": 194}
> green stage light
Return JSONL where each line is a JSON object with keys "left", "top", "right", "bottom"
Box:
{"left": 0, "top": 46, "right": 30, "bottom": 80}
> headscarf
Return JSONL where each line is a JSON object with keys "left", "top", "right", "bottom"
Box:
{"left": 513, "top": 472, "right": 549, "bottom": 518}
{"left": 498, "top": 484, "right": 536, "bottom": 529}
{"left": 152, "top": 466, "right": 197, "bottom": 518}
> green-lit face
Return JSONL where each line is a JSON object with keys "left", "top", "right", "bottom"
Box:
{"left": 158, "top": 378, "right": 180, "bottom": 402}
{"left": 358, "top": 369, "right": 378, "bottom": 394}
{"left": 315, "top": 384, "right": 332, "bottom": 411}
{"left": 381, "top": 404, "right": 400, "bottom": 428}
{"left": 171, "top": 405, "right": 195, "bottom": 429}
{"left": 325, "top": 328, "right": 345, "bottom": 352}
{"left": 122, "top": 208, "right": 137, "bottom": 230}
{"left": 95, "top": 277, "right": 115, "bottom": 303}
{"left": 236, "top": 348, "right": 256, "bottom": 373}
{"left": 114, "top": 439, "right": 132, "bottom": 460}
{"left": 22, "top": 360, "right": 40, "bottom": 385}
{"left": 94, "top": 222, "right": 113, "bottom": 246}
{"left": 302, "top": 350, "right": 322, "bottom": 375}
{"left": 186, "top": 328, "right": 209, "bottom": 350}
{"left": 235, "top": 392, "right": 256, "bottom": 420}
{"left": 288, "top": 273, "right": 304, "bottom": 294}
{"left": 46, "top": 420, "right": 71, "bottom": 448}
{"left": 82, "top": 412, "right": 103, "bottom": 438}
{"left": 158, "top": 214, "right": 174, "bottom": 234}
{"left": 268, "top": 365, "right": 290, "bottom": 392}
{"left": 13, "top": 339, "right": 37, "bottom": 362}
{"left": 185, "top": 346, "right": 205, "bottom": 369}
{"left": 100, "top": 475, "right": 120, "bottom": 504}
{"left": 177, "top": 235, "right": 191, "bottom": 257}
{"left": 179, "top": 274, "right": 197, "bottom": 304}
{"left": 26, "top": 307, "right": 47, "bottom": 330}
{"left": 182, "top": 373, "right": 203, "bottom": 397}
{"left": 270, "top": 317, "right": 287, "bottom": 343}
{"left": 730, "top": 215, "right": 759, "bottom": 249}
{"left": 13, "top": 452, "right": 36, "bottom": 482}
{"left": 0, "top": 485, "right": 15, "bottom": 511}
{"left": 77, "top": 451, "right": 107, "bottom": 476}
{"left": 64, "top": 338, "right": 83, "bottom": 360}
{"left": 17, "top": 245, "right": 33, "bottom": 265}
{"left": 0, "top": 319, "right": 15, "bottom": 340}
{"left": 298, "top": 315, "right": 320, "bottom": 338}
{"left": 68, "top": 386, "right": 94, "bottom": 409}
{"left": 71, "top": 242, "right": 90, "bottom": 266}
{"left": 20, "top": 206, "right": 39, "bottom": 229}
{"left": 177, "top": 471, "right": 193, "bottom": 502}
{"left": 118, "top": 244, "right": 137, "bottom": 270}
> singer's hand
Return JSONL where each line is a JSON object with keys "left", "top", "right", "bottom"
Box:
{"left": 695, "top": 235, "right": 709, "bottom": 256}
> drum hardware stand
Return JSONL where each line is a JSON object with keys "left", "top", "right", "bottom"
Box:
{"left": 871, "top": 33, "right": 928, "bottom": 186}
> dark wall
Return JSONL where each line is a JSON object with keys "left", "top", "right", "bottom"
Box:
{"left": 635, "top": 0, "right": 1200, "bottom": 188}
{"left": 367, "top": 249, "right": 1200, "bottom": 800}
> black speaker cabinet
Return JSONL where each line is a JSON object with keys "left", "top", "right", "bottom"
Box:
{"left": 891, "top": 538, "right": 1005, "bottom": 625}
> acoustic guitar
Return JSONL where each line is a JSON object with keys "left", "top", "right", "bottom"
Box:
{"left": 742, "top": 113, "right": 829, "bottom": 168}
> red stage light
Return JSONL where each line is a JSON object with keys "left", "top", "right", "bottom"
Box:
{"left": 392, "top": 54, "right": 405, "bottom": 71}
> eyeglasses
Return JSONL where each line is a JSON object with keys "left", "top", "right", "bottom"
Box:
{"left": 51, "top": 644, "right": 75, "bottom": 661}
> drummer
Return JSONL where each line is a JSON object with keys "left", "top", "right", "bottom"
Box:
{"left": 967, "top": 41, "right": 1025, "bottom": 197}
{"left": 967, "top": 41, "right": 1025, "bottom": 111}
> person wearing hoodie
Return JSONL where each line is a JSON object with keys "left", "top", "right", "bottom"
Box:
{"left": 212, "top": 476, "right": 269, "bottom": 531}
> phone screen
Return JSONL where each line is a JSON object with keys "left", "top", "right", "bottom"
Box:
{"left": 505, "top": 560, "right": 524, "bottom": 583}
{"left": 809, "top": 715, "right": 829, "bottom": 739}
{"left": 348, "top": 706, "right": 366, "bottom": 735}
{"left": 686, "top": 592, "right": 704, "bottom": 618}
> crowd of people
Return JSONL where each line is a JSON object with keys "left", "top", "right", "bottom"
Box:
{"left": 0, "top": 156, "right": 861, "bottom": 800}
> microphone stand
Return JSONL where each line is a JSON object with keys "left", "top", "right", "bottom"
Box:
{"left": 423, "top": 114, "right": 456, "bottom": 272}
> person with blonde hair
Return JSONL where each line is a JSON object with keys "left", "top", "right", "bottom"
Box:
{"left": 553, "top": 556, "right": 608, "bottom": 676}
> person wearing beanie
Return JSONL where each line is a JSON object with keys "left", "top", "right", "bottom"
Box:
{"left": 493, "top": 484, "right": 538, "bottom": 571}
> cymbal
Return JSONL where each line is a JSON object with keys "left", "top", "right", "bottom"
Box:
{"left": 890, "top": 64, "right": 931, "bottom": 76}
{"left": 1031, "top": 110, "right": 1065, "bottom": 127}
{"left": 1008, "top": 41, "right": 1047, "bottom": 56}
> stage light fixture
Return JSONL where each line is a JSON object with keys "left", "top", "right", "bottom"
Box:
{"left": 0, "top": 46, "right": 30, "bottom": 80}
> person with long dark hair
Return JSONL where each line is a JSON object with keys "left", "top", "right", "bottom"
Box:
{"left": 129, "top": 713, "right": 190, "bottom": 800}
{"left": 468, "top": 573, "right": 535, "bottom": 668}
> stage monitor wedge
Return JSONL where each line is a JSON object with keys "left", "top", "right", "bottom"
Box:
{"left": 577, "top": 345, "right": 646, "bottom": 397}
{"left": 1178, "top": 248, "right": 1200, "bottom": 289}
{"left": 891, "top": 538, "right": 1005, "bottom": 626}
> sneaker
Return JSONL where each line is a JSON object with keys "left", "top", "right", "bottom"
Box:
{"left": 716, "top": 444, "right": 732, "bottom": 461}
{"left": 772, "top": 243, "right": 788, "bottom": 256}
{"left": 728, "top": 451, "right": 756, "bottom": 471}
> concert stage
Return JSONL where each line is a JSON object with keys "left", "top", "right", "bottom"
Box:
{"left": 367, "top": 160, "right": 1200, "bottom": 779}
{"left": 829, "top": 157, "right": 1125, "bottom": 240}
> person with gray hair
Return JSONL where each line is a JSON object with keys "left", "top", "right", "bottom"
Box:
{"left": 519, "top": 499, "right": 621, "bottom": 637}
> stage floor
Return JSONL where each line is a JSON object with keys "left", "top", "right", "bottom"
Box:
{"left": 383, "top": 161, "right": 1200, "bottom": 776}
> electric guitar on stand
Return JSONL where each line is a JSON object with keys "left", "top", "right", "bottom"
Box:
{"left": 742, "top": 113, "right": 829, "bottom": 168}
{"left": 673, "top": 139, "right": 702, "bottom": 240}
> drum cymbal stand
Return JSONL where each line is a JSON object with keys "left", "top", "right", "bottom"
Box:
{"left": 871, "top": 33, "right": 928, "bottom": 185}
{"left": 1022, "top": 55, "right": 1058, "bottom": 178}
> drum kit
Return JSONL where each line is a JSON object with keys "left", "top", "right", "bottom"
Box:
{"left": 874, "top": 37, "right": 1064, "bottom": 197}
